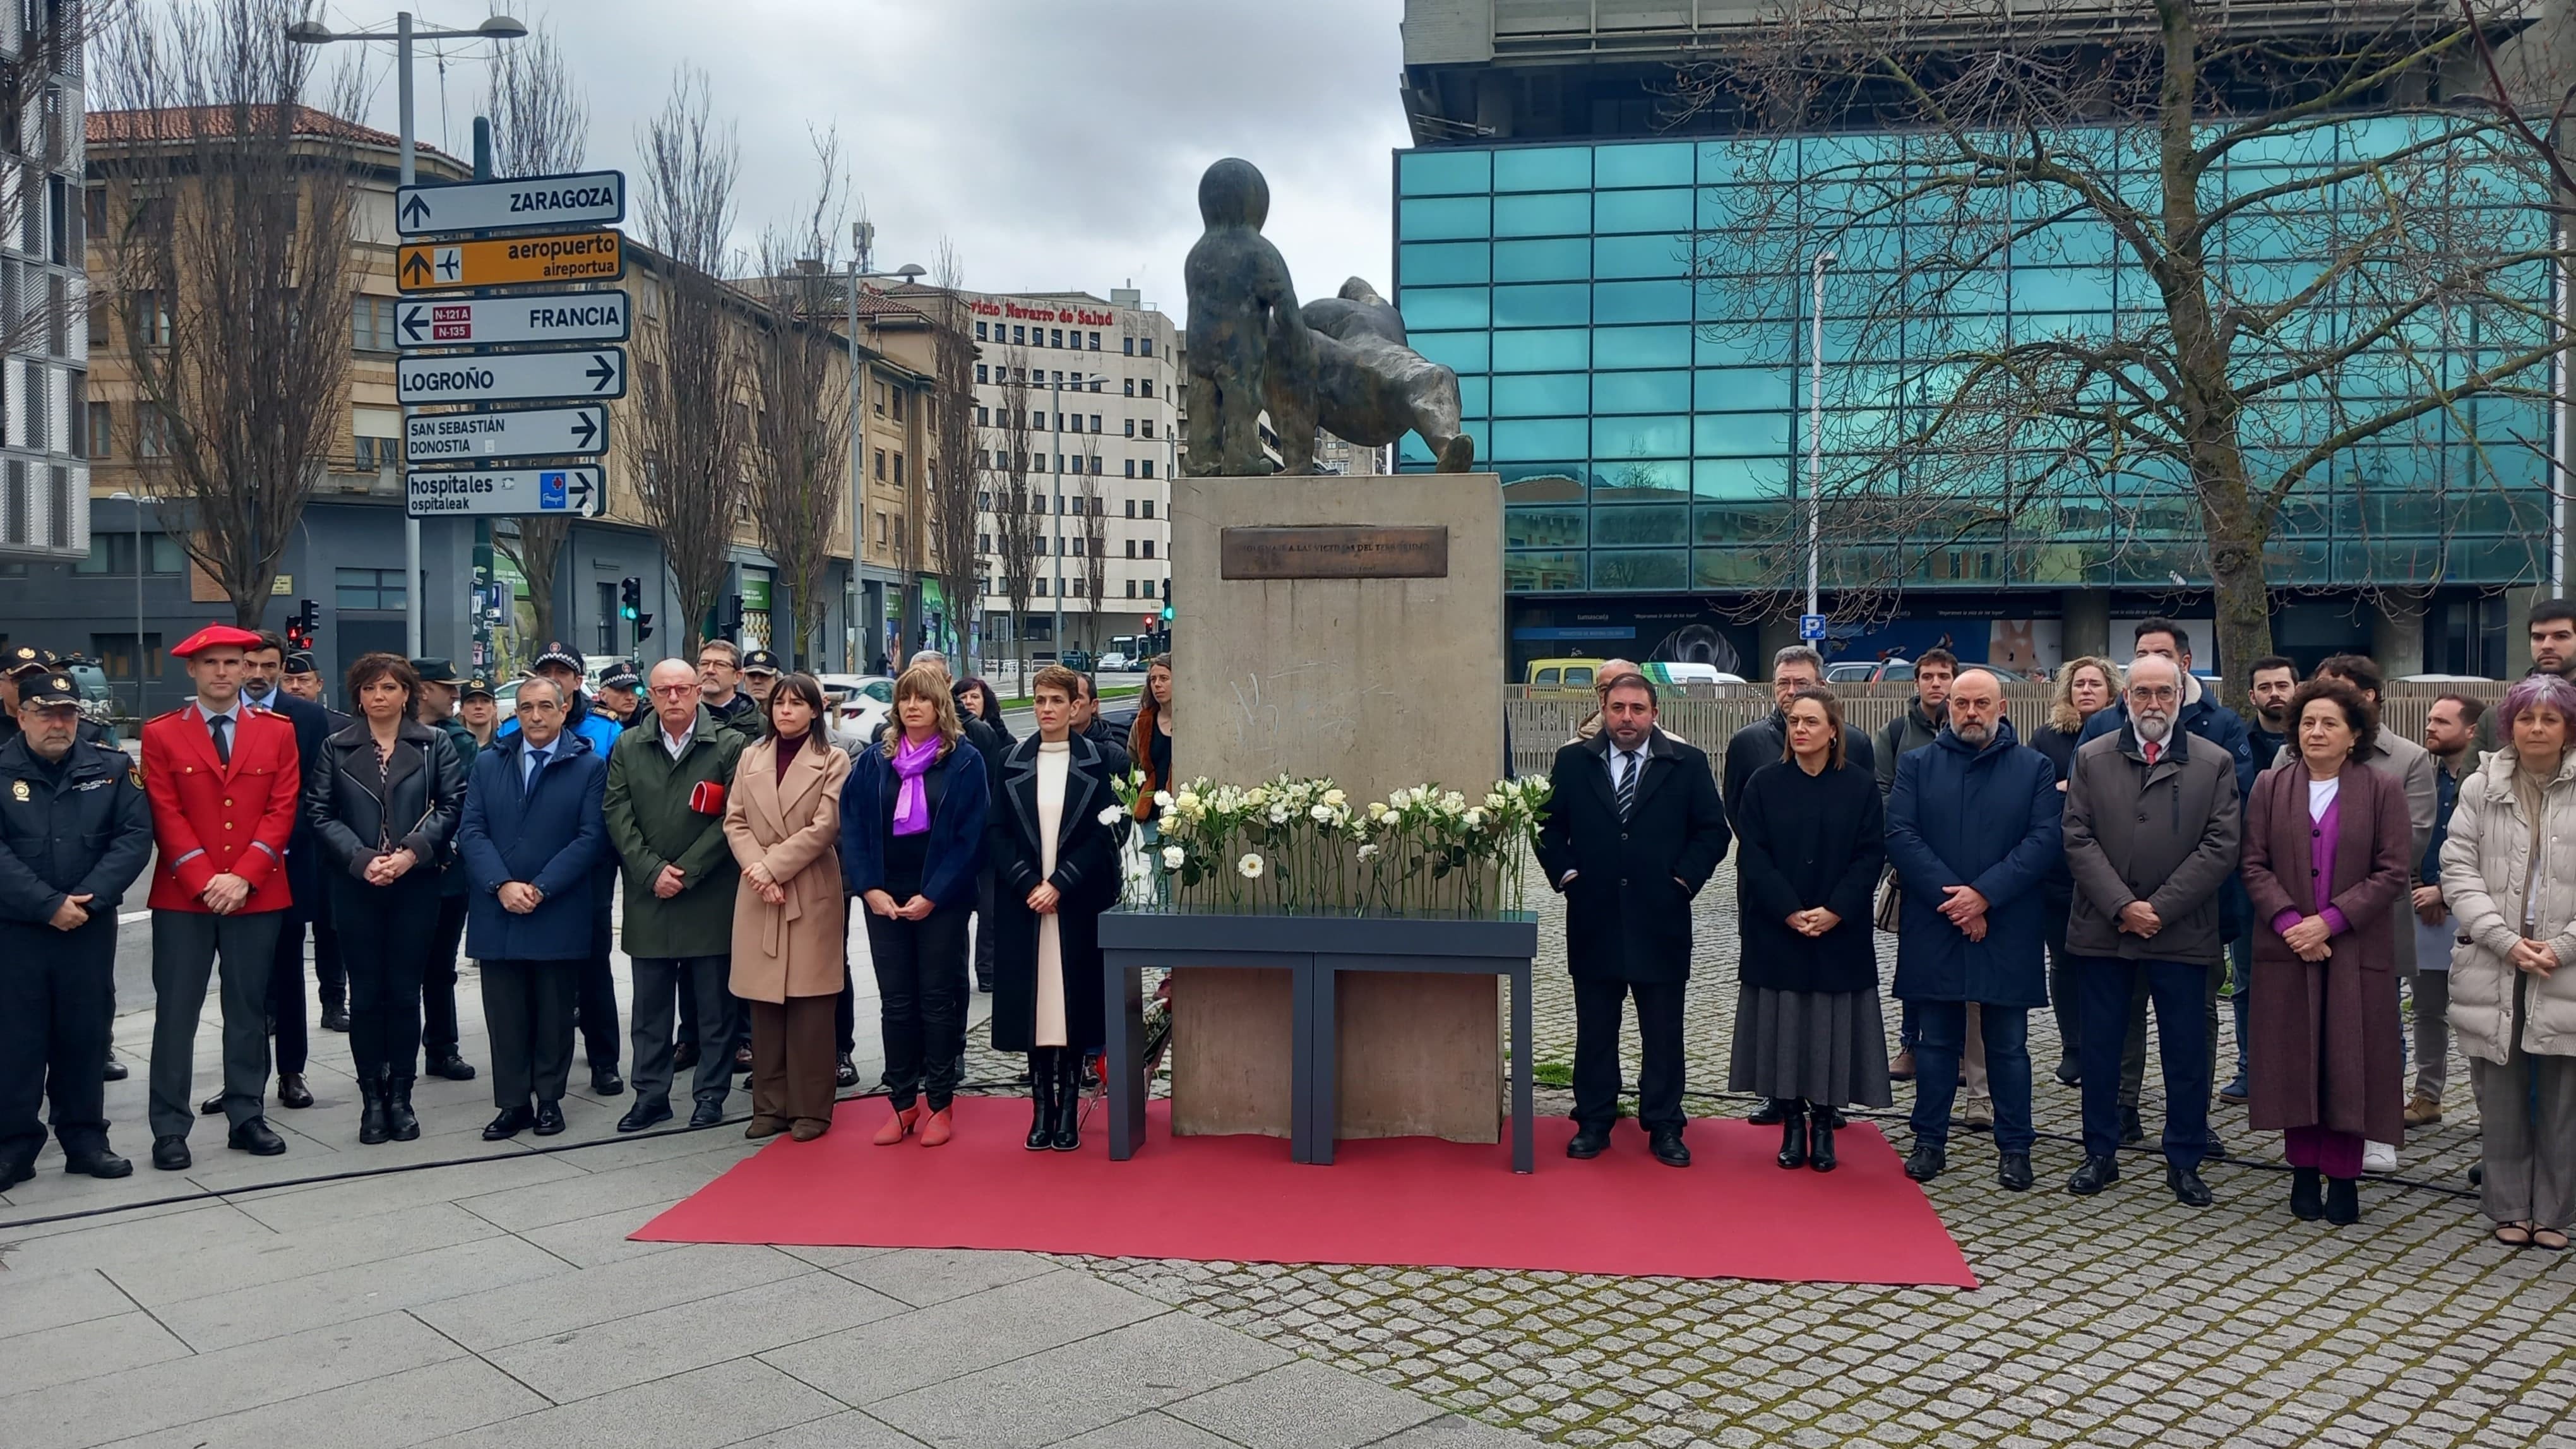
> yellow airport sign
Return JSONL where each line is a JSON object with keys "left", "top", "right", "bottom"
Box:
{"left": 397, "top": 230, "right": 624, "bottom": 293}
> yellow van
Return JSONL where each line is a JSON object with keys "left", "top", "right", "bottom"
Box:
{"left": 1524, "top": 658, "right": 1602, "bottom": 698}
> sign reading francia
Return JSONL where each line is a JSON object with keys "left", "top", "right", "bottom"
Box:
{"left": 397, "top": 347, "right": 628, "bottom": 405}
{"left": 396, "top": 231, "right": 624, "bottom": 293}
{"left": 404, "top": 404, "right": 608, "bottom": 466}
{"left": 395, "top": 291, "right": 631, "bottom": 349}
{"left": 395, "top": 169, "right": 626, "bottom": 237}
{"left": 405, "top": 465, "right": 604, "bottom": 519}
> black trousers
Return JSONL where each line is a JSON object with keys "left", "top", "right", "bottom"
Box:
{"left": 2078, "top": 956, "right": 2212, "bottom": 1167}
{"left": 866, "top": 909, "right": 970, "bottom": 1109}
{"left": 629, "top": 955, "right": 734, "bottom": 1109}
{"left": 835, "top": 957, "right": 857, "bottom": 1055}
{"left": 424, "top": 890, "right": 468, "bottom": 1058}
{"left": 1570, "top": 974, "right": 1687, "bottom": 1134}
{"left": 480, "top": 958, "right": 576, "bottom": 1109}
{"left": 0, "top": 915, "right": 117, "bottom": 1165}
{"left": 267, "top": 916, "right": 309, "bottom": 1075}
{"left": 150, "top": 908, "right": 283, "bottom": 1138}
{"left": 973, "top": 864, "right": 998, "bottom": 986}
{"left": 330, "top": 873, "right": 443, "bottom": 1079}
{"left": 575, "top": 869, "right": 621, "bottom": 1070}
{"left": 314, "top": 909, "right": 347, "bottom": 1010}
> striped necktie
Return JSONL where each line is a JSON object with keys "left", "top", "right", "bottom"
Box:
{"left": 1616, "top": 749, "right": 1638, "bottom": 820}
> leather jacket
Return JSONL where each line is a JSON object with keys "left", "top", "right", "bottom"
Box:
{"left": 304, "top": 717, "right": 467, "bottom": 882}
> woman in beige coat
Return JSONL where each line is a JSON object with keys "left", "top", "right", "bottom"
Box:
{"left": 725, "top": 674, "right": 853, "bottom": 1142}
{"left": 2438, "top": 671, "right": 2576, "bottom": 1250}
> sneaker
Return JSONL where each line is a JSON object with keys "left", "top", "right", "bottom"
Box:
{"left": 2404, "top": 1094, "right": 2443, "bottom": 1128}
{"left": 2217, "top": 1074, "right": 2250, "bottom": 1106}
{"left": 2363, "top": 1140, "right": 2398, "bottom": 1173}
{"left": 1960, "top": 1094, "right": 1994, "bottom": 1130}
{"left": 1888, "top": 1048, "right": 1917, "bottom": 1082}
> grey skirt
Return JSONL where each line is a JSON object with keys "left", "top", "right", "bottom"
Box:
{"left": 1727, "top": 984, "right": 1894, "bottom": 1109}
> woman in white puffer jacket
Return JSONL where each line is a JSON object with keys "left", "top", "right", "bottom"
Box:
{"left": 2438, "top": 671, "right": 2576, "bottom": 1251}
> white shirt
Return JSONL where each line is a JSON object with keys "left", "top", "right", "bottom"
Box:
{"left": 197, "top": 698, "right": 242, "bottom": 752}
{"left": 1604, "top": 743, "right": 1646, "bottom": 792}
{"left": 2308, "top": 777, "right": 2341, "bottom": 821}
{"left": 660, "top": 722, "right": 695, "bottom": 760}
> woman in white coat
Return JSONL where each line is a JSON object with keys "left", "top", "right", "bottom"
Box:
{"left": 2438, "top": 671, "right": 2576, "bottom": 1250}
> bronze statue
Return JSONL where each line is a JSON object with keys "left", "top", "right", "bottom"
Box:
{"left": 1183, "top": 158, "right": 1475, "bottom": 476}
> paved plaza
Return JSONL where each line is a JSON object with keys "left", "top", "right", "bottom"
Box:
{"left": 3, "top": 861, "right": 2571, "bottom": 1448}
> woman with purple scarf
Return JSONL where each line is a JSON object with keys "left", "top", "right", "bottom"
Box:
{"left": 841, "top": 665, "right": 988, "bottom": 1147}
{"left": 2242, "top": 677, "right": 2411, "bottom": 1226}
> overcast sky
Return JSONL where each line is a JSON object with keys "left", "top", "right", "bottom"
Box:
{"left": 326, "top": 0, "right": 1414, "bottom": 324}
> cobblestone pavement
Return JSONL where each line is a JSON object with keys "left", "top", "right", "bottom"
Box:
{"left": 1086, "top": 859, "right": 2576, "bottom": 1448}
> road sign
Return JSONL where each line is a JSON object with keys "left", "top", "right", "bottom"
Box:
{"left": 405, "top": 404, "right": 608, "bottom": 466}
{"left": 1799, "top": 613, "right": 1828, "bottom": 641}
{"left": 396, "top": 169, "right": 626, "bottom": 238}
{"left": 407, "top": 465, "right": 604, "bottom": 519}
{"left": 397, "top": 290, "right": 630, "bottom": 349}
{"left": 397, "top": 346, "right": 627, "bottom": 405}
{"left": 397, "top": 230, "right": 624, "bottom": 292}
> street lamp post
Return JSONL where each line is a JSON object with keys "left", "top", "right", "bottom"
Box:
{"left": 1051, "top": 379, "right": 1064, "bottom": 662}
{"left": 288, "top": 11, "right": 527, "bottom": 660}
{"left": 1805, "top": 250, "right": 1837, "bottom": 623}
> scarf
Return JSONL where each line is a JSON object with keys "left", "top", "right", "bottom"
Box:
{"left": 891, "top": 734, "right": 939, "bottom": 837}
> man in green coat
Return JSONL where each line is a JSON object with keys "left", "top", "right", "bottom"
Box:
{"left": 606, "top": 660, "right": 748, "bottom": 1131}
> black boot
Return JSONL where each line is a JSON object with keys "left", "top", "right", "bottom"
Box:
{"left": 385, "top": 1075, "right": 420, "bottom": 1142}
{"left": 1051, "top": 1051, "right": 1083, "bottom": 1151}
{"left": 1026, "top": 1049, "right": 1057, "bottom": 1152}
{"left": 1775, "top": 1102, "right": 1809, "bottom": 1170}
{"left": 1809, "top": 1107, "right": 1839, "bottom": 1173}
{"left": 2291, "top": 1166, "right": 2325, "bottom": 1221}
{"left": 2324, "top": 1176, "right": 2361, "bottom": 1226}
{"left": 357, "top": 1072, "right": 389, "bottom": 1145}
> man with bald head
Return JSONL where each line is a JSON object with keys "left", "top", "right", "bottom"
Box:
{"left": 2059, "top": 653, "right": 2241, "bottom": 1206}
{"left": 1884, "top": 667, "right": 2063, "bottom": 1189}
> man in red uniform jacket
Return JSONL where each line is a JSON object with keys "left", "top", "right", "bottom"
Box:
{"left": 142, "top": 624, "right": 302, "bottom": 1171}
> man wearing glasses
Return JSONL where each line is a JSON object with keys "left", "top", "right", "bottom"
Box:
{"left": 696, "top": 640, "right": 761, "bottom": 734}
{"left": 2058, "top": 653, "right": 2243, "bottom": 1207}
{"left": 501, "top": 643, "right": 631, "bottom": 1095}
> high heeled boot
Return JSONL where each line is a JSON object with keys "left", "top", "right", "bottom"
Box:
{"left": 1775, "top": 1100, "right": 1809, "bottom": 1170}
{"left": 1051, "top": 1051, "right": 1085, "bottom": 1151}
{"left": 385, "top": 1075, "right": 421, "bottom": 1142}
{"left": 2291, "top": 1166, "right": 2325, "bottom": 1221}
{"left": 1027, "top": 1049, "right": 1058, "bottom": 1152}
{"left": 2324, "top": 1176, "right": 2361, "bottom": 1226}
{"left": 357, "top": 1071, "right": 389, "bottom": 1145}
{"left": 1808, "top": 1107, "right": 1840, "bottom": 1173}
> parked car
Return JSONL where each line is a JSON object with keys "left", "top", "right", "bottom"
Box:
{"left": 1059, "top": 648, "right": 1096, "bottom": 672}
{"left": 1644, "top": 662, "right": 1746, "bottom": 688}
{"left": 1096, "top": 650, "right": 1132, "bottom": 672}
{"left": 1824, "top": 659, "right": 1918, "bottom": 684}
{"left": 816, "top": 673, "right": 893, "bottom": 744}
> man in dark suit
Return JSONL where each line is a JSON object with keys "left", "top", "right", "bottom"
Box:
{"left": 207, "top": 629, "right": 331, "bottom": 1114}
{"left": 1536, "top": 672, "right": 1731, "bottom": 1167}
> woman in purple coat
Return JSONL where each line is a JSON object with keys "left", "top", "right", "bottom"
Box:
{"left": 2241, "top": 677, "right": 2412, "bottom": 1226}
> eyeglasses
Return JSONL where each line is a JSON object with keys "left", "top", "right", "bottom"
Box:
{"left": 2128, "top": 685, "right": 2179, "bottom": 702}
{"left": 650, "top": 684, "right": 696, "bottom": 698}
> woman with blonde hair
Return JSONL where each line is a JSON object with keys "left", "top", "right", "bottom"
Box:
{"left": 840, "top": 665, "right": 989, "bottom": 1146}
{"left": 727, "top": 674, "right": 852, "bottom": 1143}
{"left": 2031, "top": 657, "right": 2120, "bottom": 1083}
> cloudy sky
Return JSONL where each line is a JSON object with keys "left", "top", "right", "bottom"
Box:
{"left": 328, "top": 0, "right": 1414, "bottom": 323}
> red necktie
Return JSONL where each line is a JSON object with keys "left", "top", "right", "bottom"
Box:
{"left": 2143, "top": 741, "right": 2161, "bottom": 765}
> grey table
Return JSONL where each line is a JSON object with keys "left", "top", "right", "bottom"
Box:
{"left": 1099, "top": 911, "right": 1539, "bottom": 1173}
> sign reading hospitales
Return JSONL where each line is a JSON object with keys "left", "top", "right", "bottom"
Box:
{"left": 397, "top": 231, "right": 624, "bottom": 292}
{"left": 407, "top": 465, "right": 604, "bottom": 519}
{"left": 397, "top": 290, "right": 630, "bottom": 349}
{"left": 397, "top": 347, "right": 627, "bottom": 405}
{"left": 405, "top": 404, "right": 607, "bottom": 465}
{"left": 395, "top": 169, "right": 626, "bottom": 237}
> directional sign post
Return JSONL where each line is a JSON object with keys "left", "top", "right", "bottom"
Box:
{"left": 397, "top": 169, "right": 626, "bottom": 237}
{"left": 398, "top": 347, "right": 627, "bottom": 406}
{"left": 406, "top": 404, "right": 607, "bottom": 466}
{"left": 397, "top": 290, "right": 629, "bottom": 349}
{"left": 397, "top": 231, "right": 624, "bottom": 292}
{"left": 407, "top": 465, "right": 604, "bottom": 520}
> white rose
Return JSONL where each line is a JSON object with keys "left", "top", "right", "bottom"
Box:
{"left": 1162, "top": 845, "right": 1186, "bottom": 870}
{"left": 1238, "top": 852, "right": 1265, "bottom": 880}
{"left": 1309, "top": 804, "right": 1334, "bottom": 823}
{"left": 1323, "top": 788, "right": 1347, "bottom": 808}
{"left": 1356, "top": 842, "right": 1380, "bottom": 861}
{"left": 1246, "top": 787, "right": 1270, "bottom": 807}
{"left": 1368, "top": 801, "right": 1390, "bottom": 821}
{"left": 1154, "top": 790, "right": 1174, "bottom": 810}
{"left": 1098, "top": 805, "right": 1123, "bottom": 826}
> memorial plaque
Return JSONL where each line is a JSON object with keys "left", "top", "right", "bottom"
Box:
{"left": 1219, "top": 524, "right": 1450, "bottom": 580}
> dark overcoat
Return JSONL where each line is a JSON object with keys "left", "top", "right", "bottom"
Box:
{"left": 1535, "top": 729, "right": 1731, "bottom": 984}
{"left": 2239, "top": 758, "right": 2409, "bottom": 1145}
{"left": 987, "top": 733, "right": 1123, "bottom": 1054}
{"left": 1884, "top": 719, "right": 2061, "bottom": 1008}
{"left": 454, "top": 731, "right": 607, "bottom": 962}
{"left": 840, "top": 736, "right": 989, "bottom": 910}
{"left": 1732, "top": 757, "right": 1884, "bottom": 994}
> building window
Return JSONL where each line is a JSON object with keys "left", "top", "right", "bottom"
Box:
{"left": 335, "top": 568, "right": 407, "bottom": 610}
{"left": 596, "top": 581, "right": 619, "bottom": 655}
{"left": 1140, "top": 460, "right": 1155, "bottom": 479}
{"left": 1123, "top": 459, "right": 1135, "bottom": 479}
{"left": 1088, "top": 414, "right": 1100, "bottom": 432}
{"left": 354, "top": 436, "right": 383, "bottom": 470}
{"left": 1124, "top": 539, "right": 1136, "bottom": 559}
{"left": 1142, "top": 539, "right": 1156, "bottom": 559}
{"left": 875, "top": 512, "right": 889, "bottom": 544}
{"left": 1140, "top": 378, "right": 1154, "bottom": 398}
{"left": 874, "top": 381, "right": 887, "bottom": 416}
{"left": 1124, "top": 419, "right": 1136, "bottom": 438}
{"left": 1012, "top": 325, "right": 1025, "bottom": 344}
{"left": 893, "top": 452, "right": 906, "bottom": 486}
{"left": 1141, "top": 419, "right": 1155, "bottom": 439}
{"left": 1123, "top": 337, "right": 1135, "bottom": 355}
{"left": 975, "top": 363, "right": 987, "bottom": 384}
{"left": 978, "top": 532, "right": 991, "bottom": 553}
{"left": 975, "top": 405, "right": 989, "bottom": 426}
{"left": 874, "top": 449, "right": 887, "bottom": 480}
{"left": 74, "top": 532, "right": 182, "bottom": 575}
{"left": 131, "top": 290, "right": 170, "bottom": 346}
{"left": 975, "top": 321, "right": 987, "bottom": 340}
{"left": 86, "top": 400, "right": 111, "bottom": 458}
{"left": 977, "top": 489, "right": 991, "bottom": 511}
{"left": 1089, "top": 378, "right": 1103, "bottom": 392}
{"left": 136, "top": 406, "right": 171, "bottom": 458}
{"left": 1089, "top": 331, "right": 1101, "bottom": 350}
{"left": 1138, "top": 338, "right": 1154, "bottom": 357}
{"left": 1125, "top": 579, "right": 1138, "bottom": 597}
{"left": 1034, "top": 576, "right": 1047, "bottom": 597}
{"left": 91, "top": 632, "right": 165, "bottom": 684}
{"left": 1071, "top": 536, "right": 1085, "bottom": 558}
{"left": 894, "top": 517, "right": 904, "bottom": 554}
{"left": 1050, "top": 328, "right": 1063, "bottom": 348}
{"left": 1123, "top": 378, "right": 1135, "bottom": 397}
{"left": 1142, "top": 501, "right": 1155, "bottom": 519}
{"left": 351, "top": 294, "right": 397, "bottom": 352}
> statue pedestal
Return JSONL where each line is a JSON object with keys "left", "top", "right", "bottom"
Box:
{"left": 1165, "top": 471, "right": 1506, "bottom": 1145}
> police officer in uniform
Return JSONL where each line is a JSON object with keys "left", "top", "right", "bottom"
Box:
{"left": 0, "top": 672, "right": 155, "bottom": 1184}
{"left": 1, "top": 647, "right": 115, "bottom": 749}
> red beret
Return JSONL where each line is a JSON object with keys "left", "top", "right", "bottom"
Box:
{"left": 170, "top": 624, "right": 266, "bottom": 659}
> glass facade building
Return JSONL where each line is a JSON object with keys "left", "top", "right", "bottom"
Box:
{"left": 1392, "top": 128, "right": 2556, "bottom": 659}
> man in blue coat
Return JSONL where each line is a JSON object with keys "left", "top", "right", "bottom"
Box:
{"left": 501, "top": 641, "right": 630, "bottom": 1096}
{"left": 1885, "top": 667, "right": 2062, "bottom": 1189}
{"left": 455, "top": 677, "right": 609, "bottom": 1140}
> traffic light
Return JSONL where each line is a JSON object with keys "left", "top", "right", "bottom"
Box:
{"left": 719, "top": 593, "right": 745, "bottom": 642}
{"left": 635, "top": 611, "right": 655, "bottom": 645}
{"left": 618, "top": 576, "right": 641, "bottom": 621}
{"left": 285, "top": 598, "right": 319, "bottom": 651}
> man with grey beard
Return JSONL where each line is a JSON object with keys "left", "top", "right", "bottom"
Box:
{"left": 2060, "top": 653, "right": 2243, "bottom": 1207}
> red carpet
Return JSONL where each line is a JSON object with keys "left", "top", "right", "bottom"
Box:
{"left": 634, "top": 1097, "right": 1977, "bottom": 1287}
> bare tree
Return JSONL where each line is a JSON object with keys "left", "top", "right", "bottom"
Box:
{"left": 482, "top": 14, "right": 585, "bottom": 653}
{"left": 1679, "top": 0, "right": 2572, "bottom": 693}
{"left": 748, "top": 131, "right": 852, "bottom": 670}
{"left": 1077, "top": 443, "right": 1107, "bottom": 643}
{"left": 984, "top": 349, "right": 1042, "bottom": 679}
{"left": 631, "top": 67, "right": 748, "bottom": 655}
{"left": 93, "top": 0, "right": 367, "bottom": 627}
{"left": 923, "top": 242, "right": 983, "bottom": 674}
